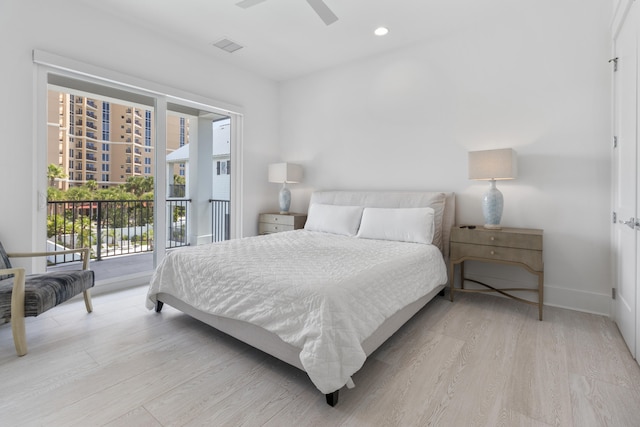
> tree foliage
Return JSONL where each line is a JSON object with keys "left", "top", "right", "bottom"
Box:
{"left": 124, "top": 176, "right": 154, "bottom": 197}
{"left": 46, "top": 170, "right": 158, "bottom": 252}
{"left": 47, "top": 164, "right": 67, "bottom": 187}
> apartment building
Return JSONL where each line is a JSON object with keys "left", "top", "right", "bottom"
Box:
{"left": 47, "top": 90, "right": 186, "bottom": 189}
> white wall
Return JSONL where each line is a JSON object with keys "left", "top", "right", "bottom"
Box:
{"left": 279, "top": 1, "right": 613, "bottom": 314}
{"left": 0, "top": 0, "right": 279, "bottom": 261}
{"left": 0, "top": 0, "right": 615, "bottom": 313}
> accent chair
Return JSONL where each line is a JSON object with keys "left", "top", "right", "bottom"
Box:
{"left": 0, "top": 241, "right": 94, "bottom": 356}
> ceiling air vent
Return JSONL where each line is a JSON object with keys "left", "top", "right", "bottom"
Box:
{"left": 212, "top": 38, "right": 244, "bottom": 53}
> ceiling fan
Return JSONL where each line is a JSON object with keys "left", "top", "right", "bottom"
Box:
{"left": 236, "top": 0, "right": 338, "bottom": 26}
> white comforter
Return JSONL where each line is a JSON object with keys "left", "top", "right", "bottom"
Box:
{"left": 146, "top": 230, "right": 447, "bottom": 394}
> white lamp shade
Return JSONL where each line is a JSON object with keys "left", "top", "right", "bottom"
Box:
{"left": 268, "top": 163, "right": 303, "bottom": 184}
{"left": 468, "top": 148, "right": 517, "bottom": 181}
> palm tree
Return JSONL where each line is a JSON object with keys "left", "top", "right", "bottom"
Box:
{"left": 47, "top": 164, "right": 67, "bottom": 187}
{"left": 124, "top": 176, "right": 154, "bottom": 197}
{"left": 85, "top": 179, "right": 98, "bottom": 191}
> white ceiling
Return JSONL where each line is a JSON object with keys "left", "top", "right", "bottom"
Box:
{"left": 81, "top": 0, "right": 511, "bottom": 82}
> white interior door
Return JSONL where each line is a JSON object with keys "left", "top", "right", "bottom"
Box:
{"left": 613, "top": 2, "right": 638, "bottom": 359}
{"left": 637, "top": 27, "right": 640, "bottom": 365}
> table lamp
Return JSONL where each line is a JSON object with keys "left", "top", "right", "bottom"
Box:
{"left": 468, "top": 148, "right": 517, "bottom": 229}
{"left": 268, "top": 163, "right": 303, "bottom": 214}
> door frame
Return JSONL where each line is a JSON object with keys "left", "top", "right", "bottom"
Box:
{"left": 611, "top": 0, "right": 638, "bottom": 360}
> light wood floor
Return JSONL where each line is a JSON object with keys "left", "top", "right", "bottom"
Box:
{"left": 1, "top": 286, "right": 639, "bottom": 427}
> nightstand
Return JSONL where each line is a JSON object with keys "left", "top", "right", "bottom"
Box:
{"left": 449, "top": 225, "right": 544, "bottom": 320}
{"left": 258, "top": 213, "right": 307, "bottom": 235}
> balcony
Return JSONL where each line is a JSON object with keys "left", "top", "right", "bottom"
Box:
{"left": 45, "top": 199, "right": 227, "bottom": 263}
{"left": 86, "top": 143, "right": 97, "bottom": 151}
{"left": 169, "top": 184, "right": 185, "bottom": 198}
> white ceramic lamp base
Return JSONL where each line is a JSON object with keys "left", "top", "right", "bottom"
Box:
{"left": 482, "top": 180, "right": 503, "bottom": 229}
{"left": 279, "top": 183, "right": 291, "bottom": 214}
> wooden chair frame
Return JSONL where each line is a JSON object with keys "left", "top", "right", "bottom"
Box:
{"left": 0, "top": 248, "right": 92, "bottom": 356}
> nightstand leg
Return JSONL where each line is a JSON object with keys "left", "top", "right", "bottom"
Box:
{"left": 538, "top": 273, "right": 544, "bottom": 321}
{"left": 449, "top": 262, "right": 455, "bottom": 302}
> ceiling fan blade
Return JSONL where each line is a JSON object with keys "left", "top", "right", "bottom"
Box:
{"left": 236, "top": 0, "right": 268, "bottom": 9}
{"left": 306, "top": 0, "right": 338, "bottom": 25}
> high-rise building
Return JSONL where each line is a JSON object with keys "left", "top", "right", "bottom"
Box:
{"left": 47, "top": 90, "right": 187, "bottom": 190}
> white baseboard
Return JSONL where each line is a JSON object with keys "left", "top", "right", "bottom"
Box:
{"left": 82, "top": 270, "right": 613, "bottom": 317}
{"left": 93, "top": 272, "right": 152, "bottom": 295}
{"left": 543, "top": 285, "right": 611, "bottom": 317}
{"left": 463, "top": 271, "right": 612, "bottom": 317}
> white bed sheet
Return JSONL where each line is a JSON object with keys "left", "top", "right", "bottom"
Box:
{"left": 146, "top": 230, "right": 447, "bottom": 394}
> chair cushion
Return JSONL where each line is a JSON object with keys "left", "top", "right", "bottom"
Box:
{"left": 0, "top": 270, "right": 94, "bottom": 319}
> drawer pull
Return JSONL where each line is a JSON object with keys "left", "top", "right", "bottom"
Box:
{"left": 490, "top": 236, "right": 495, "bottom": 241}
{"left": 490, "top": 250, "right": 495, "bottom": 255}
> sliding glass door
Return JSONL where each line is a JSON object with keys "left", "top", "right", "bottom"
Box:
{"left": 38, "top": 64, "right": 238, "bottom": 285}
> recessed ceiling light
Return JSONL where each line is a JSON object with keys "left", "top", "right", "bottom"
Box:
{"left": 374, "top": 27, "right": 389, "bottom": 36}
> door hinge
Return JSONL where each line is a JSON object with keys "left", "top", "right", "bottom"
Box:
{"left": 613, "top": 136, "right": 618, "bottom": 148}
{"left": 612, "top": 288, "right": 616, "bottom": 300}
{"left": 613, "top": 211, "right": 617, "bottom": 224}
{"left": 609, "top": 57, "right": 619, "bottom": 72}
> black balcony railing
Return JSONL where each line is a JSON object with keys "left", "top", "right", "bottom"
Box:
{"left": 210, "top": 199, "right": 230, "bottom": 242}
{"left": 167, "top": 199, "right": 190, "bottom": 249}
{"left": 169, "top": 184, "right": 185, "bottom": 198}
{"left": 48, "top": 200, "right": 155, "bottom": 264}
{"left": 47, "top": 198, "right": 230, "bottom": 265}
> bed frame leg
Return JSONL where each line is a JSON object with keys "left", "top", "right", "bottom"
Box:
{"left": 155, "top": 301, "right": 164, "bottom": 313}
{"left": 325, "top": 390, "right": 339, "bottom": 407}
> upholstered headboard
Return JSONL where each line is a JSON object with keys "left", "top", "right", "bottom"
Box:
{"left": 308, "top": 191, "right": 456, "bottom": 259}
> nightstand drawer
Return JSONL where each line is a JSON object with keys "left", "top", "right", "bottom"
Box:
{"left": 450, "top": 227, "right": 543, "bottom": 250}
{"left": 259, "top": 213, "right": 298, "bottom": 226}
{"left": 450, "top": 242, "right": 543, "bottom": 272}
{"left": 259, "top": 222, "right": 294, "bottom": 234}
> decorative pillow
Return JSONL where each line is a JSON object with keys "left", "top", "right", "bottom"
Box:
{"left": 304, "top": 204, "right": 364, "bottom": 236}
{"left": 356, "top": 207, "right": 435, "bottom": 244}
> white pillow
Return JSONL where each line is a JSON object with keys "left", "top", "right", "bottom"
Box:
{"left": 356, "top": 207, "right": 435, "bottom": 244}
{"left": 304, "top": 204, "right": 364, "bottom": 236}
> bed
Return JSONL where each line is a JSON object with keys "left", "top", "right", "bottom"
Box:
{"left": 147, "top": 190, "right": 455, "bottom": 406}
